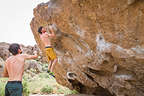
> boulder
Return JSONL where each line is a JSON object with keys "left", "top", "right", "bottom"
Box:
{"left": 0, "top": 42, "right": 10, "bottom": 60}
{"left": 25, "top": 60, "right": 42, "bottom": 73}
{"left": 30, "top": 0, "right": 144, "bottom": 96}
{"left": 0, "top": 57, "right": 5, "bottom": 77}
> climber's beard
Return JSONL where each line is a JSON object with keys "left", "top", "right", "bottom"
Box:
{"left": 20, "top": 51, "right": 22, "bottom": 54}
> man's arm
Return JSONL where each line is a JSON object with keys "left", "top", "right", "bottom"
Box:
{"left": 48, "top": 26, "right": 55, "bottom": 37}
{"left": 3, "top": 62, "right": 9, "bottom": 77}
{"left": 22, "top": 54, "right": 38, "bottom": 60}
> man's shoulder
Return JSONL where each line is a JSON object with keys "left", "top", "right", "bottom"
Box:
{"left": 6, "top": 56, "right": 13, "bottom": 61}
{"left": 5, "top": 56, "right": 13, "bottom": 64}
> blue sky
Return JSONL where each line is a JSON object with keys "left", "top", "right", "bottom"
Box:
{"left": 0, "top": 0, "right": 49, "bottom": 46}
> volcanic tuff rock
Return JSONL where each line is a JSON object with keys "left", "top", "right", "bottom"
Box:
{"left": 30, "top": 0, "right": 144, "bottom": 96}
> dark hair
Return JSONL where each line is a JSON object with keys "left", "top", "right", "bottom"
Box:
{"left": 8, "top": 43, "right": 21, "bottom": 55}
{"left": 38, "top": 26, "right": 43, "bottom": 34}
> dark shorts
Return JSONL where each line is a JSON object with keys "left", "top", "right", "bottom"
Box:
{"left": 5, "top": 81, "right": 23, "bottom": 96}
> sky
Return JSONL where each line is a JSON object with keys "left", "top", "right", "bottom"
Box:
{"left": 0, "top": 0, "right": 49, "bottom": 46}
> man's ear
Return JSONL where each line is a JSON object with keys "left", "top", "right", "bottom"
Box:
{"left": 18, "top": 49, "right": 22, "bottom": 54}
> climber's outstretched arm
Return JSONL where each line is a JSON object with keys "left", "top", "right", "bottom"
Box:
{"left": 22, "top": 54, "right": 38, "bottom": 60}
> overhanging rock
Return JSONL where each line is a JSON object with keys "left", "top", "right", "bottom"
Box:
{"left": 30, "top": 0, "right": 144, "bottom": 95}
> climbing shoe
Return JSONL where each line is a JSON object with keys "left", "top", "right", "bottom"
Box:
{"left": 47, "top": 70, "right": 55, "bottom": 78}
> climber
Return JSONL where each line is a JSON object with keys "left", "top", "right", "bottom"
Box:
{"left": 38, "top": 25, "right": 57, "bottom": 77}
{"left": 3, "top": 43, "right": 38, "bottom": 96}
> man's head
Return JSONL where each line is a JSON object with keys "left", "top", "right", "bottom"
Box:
{"left": 38, "top": 26, "right": 46, "bottom": 34}
{"left": 8, "top": 43, "right": 22, "bottom": 55}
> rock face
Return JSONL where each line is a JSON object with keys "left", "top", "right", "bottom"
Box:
{"left": 30, "top": 0, "right": 144, "bottom": 96}
{"left": 0, "top": 42, "right": 11, "bottom": 60}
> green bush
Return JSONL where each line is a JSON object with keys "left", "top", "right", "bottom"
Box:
{"left": 63, "top": 89, "right": 79, "bottom": 95}
{"left": 22, "top": 80, "right": 30, "bottom": 96}
{"left": 0, "top": 80, "right": 6, "bottom": 96}
{"left": 57, "top": 88, "right": 65, "bottom": 94}
{"left": 0, "top": 78, "right": 8, "bottom": 96}
{"left": 56, "top": 86, "right": 78, "bottom": 95}
{"left": 39, "top": 73, "right": 50, "bottom": 78}
{"left": 70, "top": 90, "right": 79, "bottom": 94}
{"left": 40, "top": 85, "right": 53, "bottom": 94}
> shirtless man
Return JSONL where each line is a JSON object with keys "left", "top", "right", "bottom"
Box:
{"left": 38, "top": 25, "right": 57, "bottom": 75}
{"left": 3, "top": 43, "right": 38, "bottom": 96}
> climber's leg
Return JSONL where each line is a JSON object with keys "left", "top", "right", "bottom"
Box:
{"left": 51, "top": 58, "right": 58, "bottom": 72}
{"left": 48, "top": 61, "right": 52, "bottom": 72}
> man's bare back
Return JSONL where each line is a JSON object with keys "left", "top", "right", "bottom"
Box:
{"left": 5, "top": 54, "right": 37, "bottom": 81}
{"left": 5, "top": 55, "right": 25, "bottom": 81}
